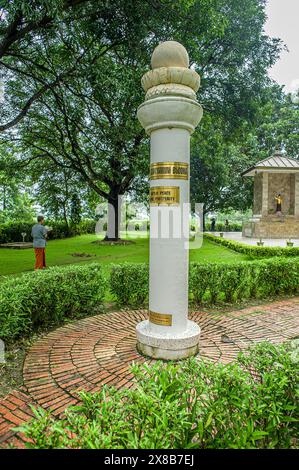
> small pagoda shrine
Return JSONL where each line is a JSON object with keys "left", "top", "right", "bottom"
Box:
{"left": 242, "top": 150, "right": 299, "bottom": 238}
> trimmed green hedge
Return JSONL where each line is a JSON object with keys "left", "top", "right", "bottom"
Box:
{"left": 204, "top": 233, "right": 299, "bottom": 257}
{"left": 190, "top": 258, "right": 299, "bottom": 304}
{"left": 205, "top": 222, "right": 242, "bottom": 232}
{"left": 0, "top": 219, "right": 96, "bottom": 243}
{"left": 0, "top": 264, "right": 106, "bottom": 342}
{"left": 17, "top": 341, "right": 299, "bottom": 449}
{"left": 110, "top": 258, "right": 299, "bottom": 306}
{"left": 2, "top": 257, "right": 298, "bottom": 342}
{"left": 110, "top": 263, "right": 149, "bottom": 305}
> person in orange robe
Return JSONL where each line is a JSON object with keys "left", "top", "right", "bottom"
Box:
{"left": 31, "top": 215, "right": 48, "bottom": 270}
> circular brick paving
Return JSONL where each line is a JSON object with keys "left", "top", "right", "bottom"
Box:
{"left": 22, "top": 299, "right": 299, "bottom": 416}
{"left": 1, "top": 297, "right": 299, "bottom": 447}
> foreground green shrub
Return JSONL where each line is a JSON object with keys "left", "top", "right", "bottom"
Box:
{"left": 110, "top": 257, "right": 299, "bottom": 305}
{"left": 204, "top": 233, "right": 299, "bottom": 257}
{"left": 17, "top": 341, "right": 299, "bottom": 449}
{"left": 0, "top": 264, "right": 106, "bottom": 341}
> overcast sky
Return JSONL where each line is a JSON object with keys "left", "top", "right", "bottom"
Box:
{"left": 265, "top": 0, "right": 299, "bottom": 93}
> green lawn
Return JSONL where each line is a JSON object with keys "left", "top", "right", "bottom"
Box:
{"left": 0, "top": 233, "right": 252, "bottom": 278}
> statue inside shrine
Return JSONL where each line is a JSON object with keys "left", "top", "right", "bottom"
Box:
{"left": 275, "top": 193, "right": 282, "bottom": 214}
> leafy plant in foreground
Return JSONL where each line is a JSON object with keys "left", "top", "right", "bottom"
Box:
{"left": 16, "top": 341, "right": 299, "bottom": 449}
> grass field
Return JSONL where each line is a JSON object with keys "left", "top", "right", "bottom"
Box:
{"left": 0, "top": 233, "right": 254, "bottom": 278}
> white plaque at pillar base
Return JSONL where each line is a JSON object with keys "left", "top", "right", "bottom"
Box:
{"left": 136, "top": 320, "right": 200, "bottom": 360}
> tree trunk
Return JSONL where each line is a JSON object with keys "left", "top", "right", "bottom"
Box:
{"left": 62, "top": 203, "right": 70, "bottom": 234}
{"left": 104, "top": 195, "right": 121, "bottom": 241}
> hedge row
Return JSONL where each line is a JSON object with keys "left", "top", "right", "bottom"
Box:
{"left": 110, "top": 263, "right": 149, "bottom": 305}
{"left": 110, "top": 258, "right": 299, "bottom": 305}
{"left": 205, "top": 222, "right": 242, "bottom": 232}
{"left": 0, "top": 219, "right": 96, "bottom": 243}
{"left": 189, "top": 258, "right": 299, "bottom": 304}
{"left": 0, "top": 264, "right": 106, "bottom": 341}
{"left": 1, "top": 258, "right": 299, "bottom": 342}
{"left": 204, "top": 233, "right": 299, "bottom": 257}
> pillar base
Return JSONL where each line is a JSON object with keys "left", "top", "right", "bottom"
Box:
{"left": 136, "top": 320, "right": 200, "bottom": 360}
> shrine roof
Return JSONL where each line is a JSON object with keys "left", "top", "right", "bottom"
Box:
{"left": 242, "top": 152, "right": 299, "bottom": 177}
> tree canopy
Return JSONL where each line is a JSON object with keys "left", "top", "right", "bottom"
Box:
{"left": 0, "top": 0, "right": 293, "bottom": 236}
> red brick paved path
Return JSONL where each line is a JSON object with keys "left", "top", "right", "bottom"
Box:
{"left": 1, "top": 298, "right": 299, "bottom": 447}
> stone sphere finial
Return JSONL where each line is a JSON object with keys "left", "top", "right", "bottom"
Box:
{"left": 151, "top": 41, "right": 189, "bottom": 70}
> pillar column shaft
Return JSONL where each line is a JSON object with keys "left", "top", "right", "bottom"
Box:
{"left": 149, "top": 128, "right": 189, "bottom": 335}
{"left": 135, "top": 41, "right": 203, "bottom": 360}
{"left": 261, "top": 172, "right": 269, "bottom": 217}
{"left": 295, "top": 174, "right": 299, "bottom": 217}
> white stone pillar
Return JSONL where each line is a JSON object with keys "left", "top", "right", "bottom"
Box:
{"left": 261, "top": 172, "right": 269, "bottom": 217}
{"left": 135, "top": 41, "right": 203, "bottom": 360}
{"left": 295, "top": 174, "right": 299, "bottom": 218}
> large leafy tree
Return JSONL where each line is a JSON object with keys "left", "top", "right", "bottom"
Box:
{"left": 16, "top": 52, "right": 148, "bottom": 239}
{"left": 1, "top": 0, "right": 184, "bottom": 133}
{"left": 190, "top": 114, "right": 230, "bottom": 226}
{"left": 0, "top": 148, "right": 34, "bottom": 221}
{"left": 31, "top": 164, "right": 83, "bottom": 227}
{"left": 190, "top": 85, "right": 299, "bottom": 221}
{"left": 0, "top": 0, "right": 93, "bottom": 132}
{"left": 1, "top": 0, "right": 283, "bottom": 238}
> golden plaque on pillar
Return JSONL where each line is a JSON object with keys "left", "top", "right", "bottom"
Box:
{"left": 149, "top": 311, "right": 172, "bottom": 326}
{"left": 150, "top": 186, "right": 180, "bottom": 206}
{"left": 150, "top": 162, "right": 188, "bottom": 180}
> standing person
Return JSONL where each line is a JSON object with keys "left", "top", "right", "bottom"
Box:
{"left": 210, "top": 217, "right": 216, "bottom": 232}
{"left": 31, "top": 215, "right": 48, "bottom": 270}
{"left": 225, "top": 219, "right": 230, "bottom": 231}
